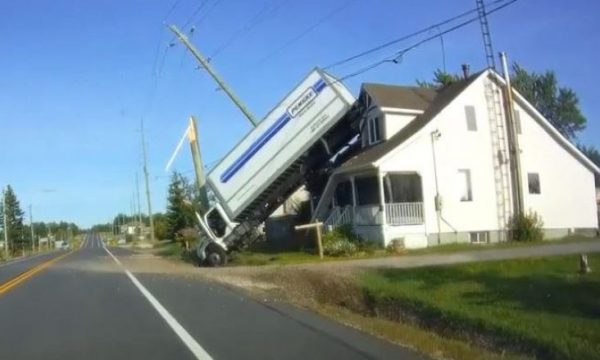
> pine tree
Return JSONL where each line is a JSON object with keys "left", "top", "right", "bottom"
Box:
{"left": 165, "top": 172, "right": 197, "bottom": 241}
{"left": 0, "top": 186, "right": 26, "bottom": 254}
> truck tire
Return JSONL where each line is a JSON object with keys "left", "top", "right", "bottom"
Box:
{"left": 205, "top": 243, "right": 227, "bottom": 267}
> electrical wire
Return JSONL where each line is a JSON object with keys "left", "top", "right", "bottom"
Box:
{"left": 180, "top": 0, "right": 210, "bottom": 31}
{"left": 164, "top": 0, "right": 183, "bottom": 21}
{"left": 334, "top": 0, "right": 519, "bottom": 83}
{"left": 253, "top": 0, "right": 356, "bottom": 67}
{"left": 209, "top": 1, "right": 282, "bottom": 61}
{"left": 324, "top": 0, "right": 508, "bottom": 70}
{"left": 192, "top": 0, "right": 224, "bottom": 28}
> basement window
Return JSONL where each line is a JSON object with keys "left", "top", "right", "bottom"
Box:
{"left": 528, "top": 173, "right": 541, "bottom": 194}
{"left": 470, "top": 231, "right": 489, "bottom": 244}
{"left": 465, "top": 105, "right": 477, "bottom": 131}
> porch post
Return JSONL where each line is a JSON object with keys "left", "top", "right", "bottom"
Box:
{"left": 378, "top": 171, "right": 386, "bottom": 225}
{"left": 350, "top": 176, "right": 357, "bottom": 224}
{"left": 350, "top": 176, "right": 357, "bottom": 206}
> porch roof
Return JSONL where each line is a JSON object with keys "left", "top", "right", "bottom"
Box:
{"left": 337, "top": 71, "right": 484, "bottom": 173}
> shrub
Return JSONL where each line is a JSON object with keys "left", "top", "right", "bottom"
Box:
{"left": 510, "top": 211, "right": 544, "bottom": 242}
{"left": 321, "top": 225, "right": 363, "bottom": 257}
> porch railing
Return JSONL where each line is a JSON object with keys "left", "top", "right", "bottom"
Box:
{"left": 353, "top": 205, "right": 382, "bottom": 225}
{"left": 385, "top": 202, "right": 424, "bottom": 225}
{"left": 324, "top": 206, "right": 352, "bottom": 228}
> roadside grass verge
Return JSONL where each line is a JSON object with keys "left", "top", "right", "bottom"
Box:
{"left": 153, "top": 240, "right": 200, "bottom": 264}
{"left": 405, "top": 234, "right": 598, "bottom": 255}
{"left": 229, "top": 235, "right": 598, "bottom": 266}
{"left": 316, "top": 304, "right": 532, "bottom": 360}
{"left": 228, "top": 249, "right": 396, "bottom": 266}
{"left": 360, "top": 254, "right": 600, "bottom": 359}
{"left": 154, "top": 241, "right": 183, "bottom": 258}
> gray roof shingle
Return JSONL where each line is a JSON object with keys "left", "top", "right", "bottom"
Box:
{"left": 362, "top": 83, "right": 437, "bottom": 111}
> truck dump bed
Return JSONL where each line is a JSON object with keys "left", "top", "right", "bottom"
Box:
{"left": 206, "top": 68, "right": 355, "bottom": 223}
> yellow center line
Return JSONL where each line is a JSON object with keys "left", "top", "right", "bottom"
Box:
{"left": 0, "top": 251, "right": 74, "bottom": 296}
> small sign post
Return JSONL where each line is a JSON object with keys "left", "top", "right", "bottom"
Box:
{"left": 294, "top": 222, "right": 324, "bottom": 260}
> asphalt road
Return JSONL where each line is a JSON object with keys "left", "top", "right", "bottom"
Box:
{"left": 0, "top": 233, "right": 423, "bottom": 360}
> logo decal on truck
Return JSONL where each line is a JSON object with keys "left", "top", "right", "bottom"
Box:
{"left": 220, "top": 78, "right": 328, "bottom": 183}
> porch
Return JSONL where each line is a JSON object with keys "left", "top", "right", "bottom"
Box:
{"left": 323, "top": 171, "right": 427, "bottom": 247}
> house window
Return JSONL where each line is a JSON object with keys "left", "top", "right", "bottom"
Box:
{"left": 384, "top": 174, "right": 423, "bottom": 203}
{"left": 355, "top": 176, "right": 380, "bottom": 205}
{"left": 458, "top": 169, "right": 473, "bottom": 202}
{"left": 470, "top": 231, "right": 489, "bottom": 244}
{"left": 368, "top": 117, "right": 381, "bottom": 144}
{"left": 514, "top": 109, "right": 522, "bottom": 134}
{"left": 465, "top": 105, "right": 477, "bottom": 131}
{"left": 528, "top": 173, "right": 541, "bottom": 194}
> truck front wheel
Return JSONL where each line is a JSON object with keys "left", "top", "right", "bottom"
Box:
{"left": 205, "top": 243, "right": 227, "bottom": 267}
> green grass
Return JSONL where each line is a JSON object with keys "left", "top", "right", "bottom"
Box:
{"left": 155, "top": 241, "right": 183, "bottom": 258}
{"left": 406, "top": 235, "right": 599, "bottom": 255}
{"left": 230, "top": 235, "right": 598, "bottom": 266}
{"left": 361, "top": 254, "right": 600, "bottom": 359}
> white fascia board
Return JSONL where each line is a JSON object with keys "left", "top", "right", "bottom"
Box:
{"left": 380, "top": 107, "right": 424, "bottom": 115}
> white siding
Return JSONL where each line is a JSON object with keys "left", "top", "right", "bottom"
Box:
{"left": 515, "top": 101, "right": 599, "bottom": 229}
{"left": 376, "top": 73, "right": 598, "bottom": 240}
{"left": 383, "top": 113, "right": 417, "bottom": 140}
{"left": 378, "top": 76, "right": 500, "bottom": 236}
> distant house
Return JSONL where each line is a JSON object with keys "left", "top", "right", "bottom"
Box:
{"left": 312, "top": 69, "right": 600, "bottom": 248}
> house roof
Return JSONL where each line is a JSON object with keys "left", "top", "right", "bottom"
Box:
{"left": 339, "top": 72, "right": 484, "bottom": 172}
{"left": 362, "top": 83, "right": 437, "bottom": 111}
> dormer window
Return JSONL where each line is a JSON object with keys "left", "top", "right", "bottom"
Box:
{"left": 368, "top": 117, "right": 381, "bottom": 144}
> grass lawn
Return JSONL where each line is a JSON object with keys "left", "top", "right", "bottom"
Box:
{"left": 406, "top": 235, "right": 599, "bottom": 255}
{"left": 228, "top": 249, "right": 398, "bottom": 266}
{"left": 361, "top": 254, "right": 600, "bottom": 359}
{"left": 228, "top": 235, "right": 598, "bottom": 266}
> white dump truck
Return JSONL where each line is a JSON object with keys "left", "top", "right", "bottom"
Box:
{"left": 195, "top": 68, "right": 357, "bottom": 266}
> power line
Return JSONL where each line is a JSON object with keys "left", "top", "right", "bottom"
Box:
{"left": 164, "top": 0, "right": 183, "bottom": 21}
{"left": 180, "top": 0, "right": 210, "bottom": 31}
{"left": 334, "top": 0, "right": 519, "bottom": 83}
{"left": 324, "top": 0, "right": 508, "bottom": 70}
{"left": 209, "top": 1, "right": 273, "bottom": 60}
{"left": 192, "top": 0, "right": 224, "bottom": 28}
{"left": 254, "top": 0, "right": 356, "bottom": 67}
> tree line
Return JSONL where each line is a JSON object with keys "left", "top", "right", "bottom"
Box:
{"left": 0, "top": 185, "right": 79, "bottom": 255}
{"left": 93, "top": 172, "right": 203, "bottom": 242}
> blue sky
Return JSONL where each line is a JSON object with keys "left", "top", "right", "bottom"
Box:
{"left": 0, "top": 0, "right": 598, "bottom": 227}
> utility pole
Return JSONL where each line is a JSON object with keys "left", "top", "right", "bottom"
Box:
{"left": 29, "top": 204, "right": 35, "bottom": 253}
{"left": 136, "top": 173, "right": 143, "bottom": 229}
{"left": 168, "top": 24, "right": 259, "bottom": 128}
{"left": 3, "top": 187, "right": 9, "bottom": 258}
{"left": 188, "top": 116, "right": 210, "bottom": 213}
{"left": 141, "top": 119, "right": 156, "bottom": 242}
{"left": 500, "top": 52, "right": 524, "bottom": 216}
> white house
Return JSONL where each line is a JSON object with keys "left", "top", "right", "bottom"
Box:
{"left": 312, "top": 69, "right": 600, "bottom": 248}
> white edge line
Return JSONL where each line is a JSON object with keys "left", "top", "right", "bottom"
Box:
{"left": 103, "top": 246, "right": 212, "bottom": 360}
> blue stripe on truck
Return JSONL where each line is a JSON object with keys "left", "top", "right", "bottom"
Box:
{"left": 220, "top": 78, "right": 328, "bottom": 183}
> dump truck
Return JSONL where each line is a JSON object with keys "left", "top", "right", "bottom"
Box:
{"left": 195, "top": 68, "right": 357, "bottom": 266}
